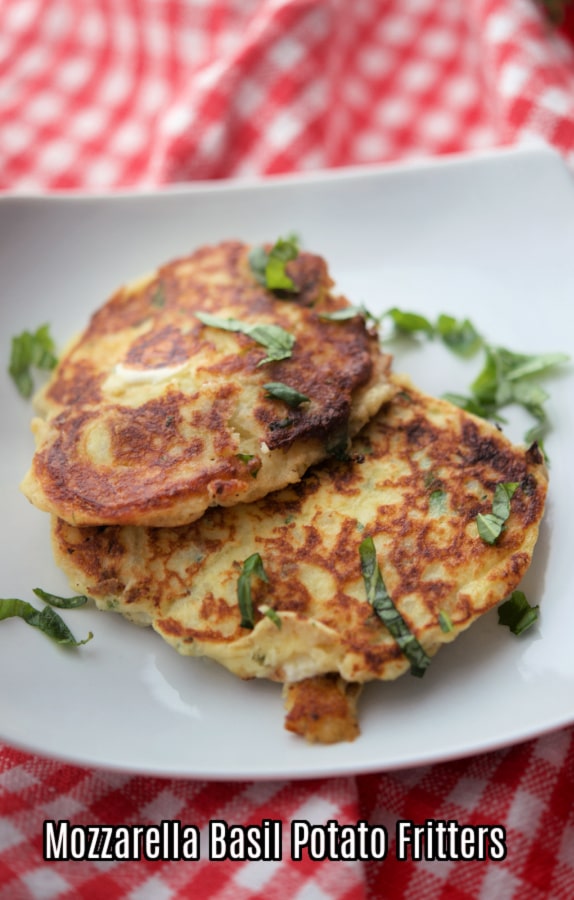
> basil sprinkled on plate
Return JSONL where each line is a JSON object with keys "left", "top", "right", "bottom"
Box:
{"left": 195, "top": 312, "right": 295, "bottom": 366}
{"left": 0, "top": 597, "right": 92, "bottom": 646}
{"left": 33, "top": 588, "right": 88, "bottom": 609}
{"left": 383, "top": 306, "right": 569, "bottom": 446}
{"left": 249, "top": 234, "right": 300, "bottom": 293}
{"left": 319, "top": 304, "right": 377, "bottom": 323}
{"left": 9, "top": 324, "right": 58, "bottom": 398}
{"left": 359, "top": 536, "right": 431, "bottom": 677}
{"left": 466, "top": 346, "right": 570, "bottom": 445}
{"left": 435, "top": 314, "right": 482, "bottom": 357}
{"left": 383, "top": 308, "right": 482, "bottom": 355}
{"left": 384, "top": 307, "right": 435, "bottom": 337}
{"left": 264, "top": 382, "right": 309, "bottom": 407}
{"left": 498, "top": 590, "right": 539, "bottom": 635}
{"left": 238, "top": 553, "right": 269, "bottom": 629}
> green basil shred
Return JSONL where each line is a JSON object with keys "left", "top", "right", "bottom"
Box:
{"left": 428, "top": 489, "right": 448, "bottom": 517}
{"left": 32, "top": 588, "right": 88, "bottom": 609}
{"left": 263, "top": 607, "right": 282, "bottom": 629}
{"left": 264, "top": 382, "right": 309, "bottom": 407}
{"left": 237, "top": 553, "right": 269, "bottom": 629}
{"left": 359, "top": 537, "right": 430, "bottom": 677}
{"left": 195, "top": 312, "right": 295, "bottom": 366}
{"left": 248, "top": 234, "right": 300, "bottom": 292}
{"left": 498, "top": 590, "right": 539, "bottom": 635}
{"left": 382, "top": 306, "right": 569, "bottom": 446}
{"left": 476, "top": 482, "right": 519, "bottom": 545}
{"left": 384, "top": 308, "right": 435, "bottom": 336}
{"left": 438, "top": 610, "right": 454, "bottom": 633}
{"left": 319, "top": 305, "right": 377, "bottom": 323}
{"left": 150, "top": 283, "right": 166, "bottom": 308}
{"left": 9, "top": 324, "right": 58, "bottom": 398}
{"left": 0, "top": 597, "right": 92, "bottom": 646}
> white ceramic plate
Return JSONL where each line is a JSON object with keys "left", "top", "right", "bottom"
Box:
{"left": 1, "top": 145, "right": 573, "bottom": 780}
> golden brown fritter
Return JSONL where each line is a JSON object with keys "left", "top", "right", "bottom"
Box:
{"left": 52, "top": 377, "right": 548, "bottom": 739}
{"left": 21, "top": 240, "right": 393, "bottom": 527}
{"left": 283, "top": 676, "right": 362, "bottom": 744}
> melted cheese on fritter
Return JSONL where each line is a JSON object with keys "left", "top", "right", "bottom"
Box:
{"left": 21, "top": 241, "right": 393, "bottom": 527}
{"left": 52, "top": 377, "right": 548, "bottom": 688}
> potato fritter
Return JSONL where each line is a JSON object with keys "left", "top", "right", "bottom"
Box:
{"left": 21, "top": 240, "right": 393, "bottom": 527}
{"left": 52, "top": 377, "right": 548, "bottom": 740}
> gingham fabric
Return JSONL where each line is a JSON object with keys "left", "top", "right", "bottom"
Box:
{"left": 1, "top": 1, "right": 574, "bottom": 898}
{"left": 2, "top": 731, "right": 573, "bottom": 899}
{"left": 1, "top": 0, "right": 574, "bottom": 191}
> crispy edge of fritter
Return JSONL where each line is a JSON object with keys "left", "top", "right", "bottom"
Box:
{"left": 21, "top": 348, "right": 394, "bottom": 527}
{"left": 282, "top": 675, "right": 362, "bottom": 743}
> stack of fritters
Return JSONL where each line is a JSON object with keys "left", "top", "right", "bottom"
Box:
{"left": 22, "top": 241, "right": 548, "bottom": 743}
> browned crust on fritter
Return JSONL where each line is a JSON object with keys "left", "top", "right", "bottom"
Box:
{"left": 52, "top": 377, "right": 549, "bottom": 688}
{"left": 22, "top": 241, "right": 393, "bottom": 527}
{"left": 283, "top": 676, "right": 362, "bottom": 743}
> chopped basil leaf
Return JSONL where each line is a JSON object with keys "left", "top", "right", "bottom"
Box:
{"left": 438, "top": 610, "right": 453, "bottom": 633}
{"left": 0, "top": 598, "right": 92, "bottom": 646}
{"left": 266, "top": 257, "right": 296, "bottom": 292}
{"left": 9, "top": 324, "right": 58, "bottom": 398}
{"left": 470, "top": 344, "right": 569, "bottom": 444}
{"left": 423, "top": 471, "right": 440, "bottom": 490}
{"left": 248, "top": 325, "right": 296, "bottom": 365}
{"left": 511, "top": 381, "right": 549, "bottom": 407}
{"left": 264, "top": 382, "right": 309, "bottom": 407}
{"left": 236, "top": 453, "right": 261, "bottom": 478}
{"left": 525, "top": 417, "right": 547, "bottom": 446}
{"left": 428, "top": 489, "right": 448, "bottom": 517}
{"left": 32, "top": 588, "right": 88, "bottom": 609}
{"left": 248, "top": 245, "right": 268, "bottom": 284}
{"left": 237, "top": 553, "right": 269, "bottom": 629}
{"left": 442, "top": 392, "right": 504, "bottom": 422}
{"left": 269, "top": 417, "right": 294, "bottom": 430}
{"left": 476, "top": 513, "right": 504, "bottom": 545}
{"left": 248, "top": 234, "right": 300, "bottom": 292}
{"left": 359, "top": 537, "right": 431, "bottom": 677}
{"left": 503, "top": 350, "right": 569, "bottom": 382}
{"left": 471, "top": 346, "right": 498, "bottom": 406}
{"left": 498, "top": 590, "right": 539, "bottom": 635}
{"left": 263, "top": 607, "right": 282, "bottom": 629}
{"left": 436, "top": 314, "right": 483, "bottom": 357}
{"left": 476, "top": 482, "right": 518, "bottom": 544}
{"left": 491, "top": 482, "right": 519, "bottom": 521}
{"left": 386, "top": 307, "right": 567, "bottom": 446}
{"left": 319, "top": 304, "right": 377, "bottom": 323}
{"left": 326, "top": 429, "right": 350, "bottom": 461}
{"left": 384, "top": 308, "right": 434, "bottom": 336}
{"left": 195, "top": 312, "right": 295, "bottom": 366}
{"left": 150, "top": 283, "right": 166, "bottom": 308}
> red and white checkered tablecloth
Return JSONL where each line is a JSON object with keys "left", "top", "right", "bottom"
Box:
{"left": 1, "top": 1, "right": 574, "bottom": 898}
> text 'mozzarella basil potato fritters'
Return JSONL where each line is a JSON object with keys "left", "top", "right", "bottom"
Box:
{"left": 21, "top": 240, "right": 393, "bottom": 527}
{"left": 52, "top": 378, "right": 548, "bottom": 741}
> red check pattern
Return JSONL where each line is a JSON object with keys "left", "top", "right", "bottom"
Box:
{"left": 1, "top": 0, "right": 574, "bottom": 191}
{"left": 2, "top": 1, "right": 574, "bottom": 898}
